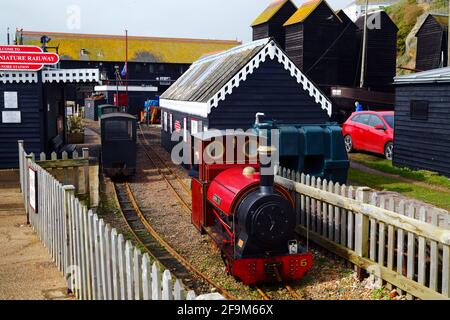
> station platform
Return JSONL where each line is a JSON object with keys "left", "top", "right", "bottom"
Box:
{"left": 0, "top": 170, "right": 73, "bottom": 300}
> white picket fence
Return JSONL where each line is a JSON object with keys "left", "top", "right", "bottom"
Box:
{"left": 18, "top": 141, "right": 221, "bottom": 301}
{"left": 276, "top": 167, "right": 450, "bottom": 300}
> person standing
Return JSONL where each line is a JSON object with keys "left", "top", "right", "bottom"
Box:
{"left": 355, "top": 101, "right": 363, "bottom": 112}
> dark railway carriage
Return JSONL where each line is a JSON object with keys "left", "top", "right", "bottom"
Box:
{"left": 415, "top": 13, "right": 448, "bottom": 72}
{"left": 283, "top": 0, "right": 342, "bottom": 89}
{"left": 160, "top": 38, "right": 332, "bottom": 155}
{"left": 355, "top": 11, "right": 398, "bottom": 92}
{"left": 100, "top": 113, "right": 137, "bottom": 177}
{"left": 393, "top": 68, "right": 450, "bottom": 177}
{"left": 251, "top": 0, "right": 298, "bottom": 50}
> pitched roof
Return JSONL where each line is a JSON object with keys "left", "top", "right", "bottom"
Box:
{"left": 17, "top": 30, "right": 241, "bottom": 64}
{"left": 284, "top": 0, "right": 341, "bottom": 26}
{"left": 251, "top": 0, "right": 296, "bottom": 27}
{"left": 394, "top": 67, "right": 450, "bottom": 84}
{"left": 415, "top": 13, "right": 448, "bottom": 37}
{"left": 355, "top": 10, "right": 398, "bottom": 30}
{"left": 160, "top": 38, "right": 332, "bottom": 118}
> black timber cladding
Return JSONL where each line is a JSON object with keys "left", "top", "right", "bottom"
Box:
{"left": 394, "top": 71, "right": 450, "bottom": 177}
{"left": 208, "top": 59, "right": 329, "bottom": 129}
{"left": 0, "top": 81, "right": 43, "bottom": 169}
{"left": 252, "top": 0, "right": 298, "bottom": 50}
{"left": 415, "top": 14, "right": 448, "bottom": 71}
{"left": 355, "top": 11, "right": 398, "bottom": 92}
{"left": 284, "top": 1, "right": 342, "bottom": 88}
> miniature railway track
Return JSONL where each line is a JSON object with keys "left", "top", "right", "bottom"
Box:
{"left": 137, "top": 125, "right": 303, "bottom": 301}
{"left": 113, "top": 182, "right": 237, "bottom": 300}
{"left": 137, "top": 125, "right": 192, "bottom": 214}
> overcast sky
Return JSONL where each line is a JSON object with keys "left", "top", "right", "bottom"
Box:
{"left": 1, "top": 0, "right": 352, "bottom": 44}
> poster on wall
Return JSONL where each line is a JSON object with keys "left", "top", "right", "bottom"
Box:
{"left": 29, "top": 167, "right": 38, "bottom": 213}
{"left": 4, "top": 92, "right": 18, "bottom": 109}
{"left": 2, "top": 111, "right": 21, "bottom": 123}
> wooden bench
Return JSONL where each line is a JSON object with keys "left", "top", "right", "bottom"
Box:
{"left": 52, "top": 135, "right": 77, "bottom": 154}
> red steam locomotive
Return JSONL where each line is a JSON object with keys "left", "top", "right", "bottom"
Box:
{"left": 190, "top": 130, "right": 312, "bottom": 286}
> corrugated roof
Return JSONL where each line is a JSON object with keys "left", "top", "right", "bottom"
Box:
{"left": 251, "top": 0, "right": 294, "bottom": 27}
{"left": 17, "top": 31, "right": 241, "bottom": 64}
{"left": 284, "top": 0, "right": 341, "bottom": 26}
{"left": 395, "top": 67, "right": 450, "bottom": 84}
{"left": 161, "top": 39, "right": 270, "bottom": 103}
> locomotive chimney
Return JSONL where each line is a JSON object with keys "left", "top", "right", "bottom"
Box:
{"left": 259, "top": 145, "right": 275, "bottom": 195}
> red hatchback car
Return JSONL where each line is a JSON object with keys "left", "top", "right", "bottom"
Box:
{"left": 342, "top": 111, "right": 395, "bottom": 160}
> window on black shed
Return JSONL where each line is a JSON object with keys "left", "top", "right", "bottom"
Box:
{"left": 149, "top": 65, "right": 155, "bottom": 73}
{"left": 410, "top": 100, "right": 429, "bottom": 120}
{"left": 105, "top": 120, "right": 133, "bottom": 141}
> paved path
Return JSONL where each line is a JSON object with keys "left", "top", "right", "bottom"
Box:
{"left": 0, "top": 171, "right": 73, "bottom": 300}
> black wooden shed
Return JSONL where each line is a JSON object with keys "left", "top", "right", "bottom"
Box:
{"left": 160, "top": 38, "right": 332, "bottom": 152}
{"left": 355, "top": 10, "right": 398, "bottom": 92}
{"left": 0, "top": 69, "right": 99, "bottom": 168}
{"left": 251, "top": 0, "right": 298, "bottom": 50}
{"left": 393, "top": 67, "right": 450, "bottom": 177}
{"left": 415, "top": 13, "right": 448, "bottom": 72}
{"left": 283, "top": 0, "right": 343, "bottom": 89}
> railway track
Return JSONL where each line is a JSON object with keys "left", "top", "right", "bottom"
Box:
{"left": 137, "top": 125, "right": 302, "bottom": 301}
{"left": 113, "top": 182, "right": 237, "bottom": 300}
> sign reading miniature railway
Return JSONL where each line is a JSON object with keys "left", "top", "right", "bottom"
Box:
{"left": 29, "top": 167, "right": 38, "bottom": 213}
{"left": 0, "top": 45, "right": 59, "bottom": 71}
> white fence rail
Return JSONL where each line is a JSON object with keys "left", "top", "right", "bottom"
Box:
{"left": 276, "top": 167, "right": 450, "bottom": 300}
{"left": 18, "top": 141, "right": 221, "bottom": 301}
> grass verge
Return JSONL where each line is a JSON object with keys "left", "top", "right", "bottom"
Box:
{"left": 350, "top": 153, "right": 450, "bottom": 190}
{"left": 348, "top": 168, "right": 450, "bottom": 210}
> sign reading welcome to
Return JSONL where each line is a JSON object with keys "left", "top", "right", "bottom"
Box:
{"left": 0, "top": 45, "right": 59, "bottom": 71}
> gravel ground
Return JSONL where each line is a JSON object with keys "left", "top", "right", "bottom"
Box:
{"left": 0, "top": 172, "right": 74, "bottom": 300}
{"left": 120, "top": 127, "right": 391, "bottom": 300}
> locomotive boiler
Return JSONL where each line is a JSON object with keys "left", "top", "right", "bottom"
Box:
{"left": 191, "top": 131, "right": 312, "bottom": 286}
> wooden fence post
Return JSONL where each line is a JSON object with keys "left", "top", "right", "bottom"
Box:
{"left": 63, "top": 185, "right": 76, "bottom": 293}
{"left": 174, "top": 279, "right": 186, "bottom": 301}
{"left": 142, "top": 253, "right": 152, "bottom": 300}
{"left": 162, "top": 270, "right": 174, "bottom": 300}
{"left": 18, "top": 140, "right": 24, "bottom": 193}
{"left": 152, "top": 263, "right": 162, "bottom": 301}
{"left": 355, "top": 187, "right": 371, "bottom": 279}
{"left": 25, "top": 154, "right": 33, "bottom": 224}
{"left": 111, "top": 228, "right": 120, "bottom": 300}
{"left": 133, "top": 248, "right": 143, "bottom": 300}
{"left": 117, "top": 234, "right": 127, "bottom": 300}
{"left": 83, "top": 148, "right": 90, "bottom": 197}
{"left": 125, "top": 241, "right": 134, "bottom": 300}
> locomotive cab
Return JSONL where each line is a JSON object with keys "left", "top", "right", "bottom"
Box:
{"left": 191, "top": 130, "right": 312, "bottom": 285}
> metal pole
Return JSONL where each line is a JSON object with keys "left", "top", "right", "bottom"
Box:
{"left": 125, "top": 30, "right": 129, "bottom": 107}
{"left": 448, "top": 2, "right": 450, "bottom": 67}
{"left": 360, "top": 0, "right": 369, "bottom": 88}
{"left": 7, "top": 27, "right": 10, "bottom": 45}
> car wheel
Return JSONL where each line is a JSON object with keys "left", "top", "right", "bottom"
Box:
{"left": 385, "top": 142, "right": 394, "bottom": 161}
{"left": 344, "top": 135, "right": 353, "bottom": 153}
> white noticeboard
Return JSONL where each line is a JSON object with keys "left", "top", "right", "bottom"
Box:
{"left": 2, "top": 111, "right": 21, "bottom": 124}
{"left": 29, "top": 167, "right": 38, "bottom": 213}
{"left": 4, "top": 92, "right": 18, "bottom": 109}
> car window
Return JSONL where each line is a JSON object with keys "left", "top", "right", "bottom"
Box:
{"left": 369, "top": 115, "right": 384, "bottom": 128}
{"left": 352, "top": 114, "right": 370, "bottom": 126}
{"left": 383, "top": 115, "right": 395, "bottom": 128}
